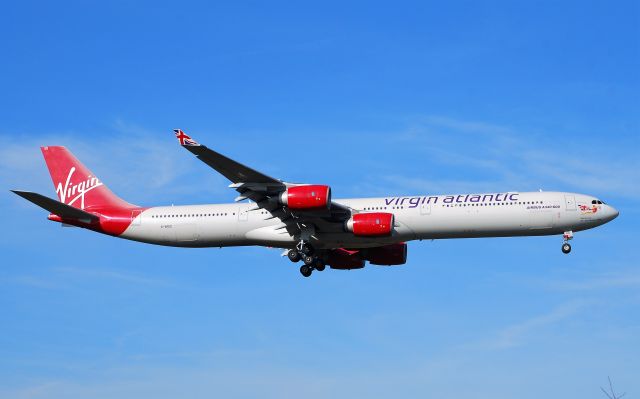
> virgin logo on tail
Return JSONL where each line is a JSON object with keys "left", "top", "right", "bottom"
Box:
{"left": 56, "top": 167, "right": 104, "bottom": 209}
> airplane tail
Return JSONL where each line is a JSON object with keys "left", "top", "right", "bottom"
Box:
{"left": 40, "top": 146, "right": 135, "bottom": 211}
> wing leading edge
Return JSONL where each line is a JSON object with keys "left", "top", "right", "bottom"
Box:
{"left": 172, "top": 129, "right": 352, "bottom": 237}
{"left": 173, "top": 129, "right": 282, "bottom": 185}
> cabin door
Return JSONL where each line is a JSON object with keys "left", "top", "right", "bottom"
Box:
{"left": 564, "top": 195, "right": 576, "bottom": 211}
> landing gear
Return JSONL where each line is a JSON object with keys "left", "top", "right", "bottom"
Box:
{"left": 562, "top": 231, "right": 573, "bottom": 254}
{"left": 300, "top": 264, "right": 313, "bottom": 277}
{"left": 294, "top": 241, "right": 323, "bottom": 277}
{"left": 287, "top": 249, "right": 301, "bottom": 263}
{"left": 303, "top": 254, "right": 316, "bottom": 266}
{"left": 301, "top": 242, "right": 315, "bottom": 255}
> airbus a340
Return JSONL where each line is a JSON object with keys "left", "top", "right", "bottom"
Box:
{"left": 12, "top": 130, "right": 619, "bottom": 277}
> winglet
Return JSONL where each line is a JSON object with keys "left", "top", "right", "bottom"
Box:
{"left": 173, "top": 129, "right": 200, "bottom": 146}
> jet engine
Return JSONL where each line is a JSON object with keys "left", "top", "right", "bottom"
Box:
{"left": 279, "top": 185, "right": 331, "bottom": 210}
{"left": 345, "top": 212, "right": 394, "bottom": 237}
{"left": 364, "top": 243, "right": 408, "bottom": 266}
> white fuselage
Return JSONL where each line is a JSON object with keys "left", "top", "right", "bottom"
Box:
{"left": 119, "top": 191, "right": 618, "bottom": 249}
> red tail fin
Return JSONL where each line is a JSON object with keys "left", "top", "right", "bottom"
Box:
{"left": 41, "top": 146, "right": 135, "bottom": 211}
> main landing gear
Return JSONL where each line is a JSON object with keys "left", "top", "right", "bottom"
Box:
{"left": 562, "top": 231, "right": 573, "bottom": 254}
{"left": 288, "top": 242, "right": 326, "bottom": 277}
{"left": 299, "top": 264, "right": 313, "bottom": 277}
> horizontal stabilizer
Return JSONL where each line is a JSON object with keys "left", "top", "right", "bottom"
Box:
{"left": 11, "top": 190, "right": 99, "bottom": 223}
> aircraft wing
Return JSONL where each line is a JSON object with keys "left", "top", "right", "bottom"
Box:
{"left": 11, "top": 190, "right": 99, "bottom": 224}
{"left": 173, "top": 129, "right": 352, "bottom": 235}
{"left": 174, "top": 130, "right": 282, "bottom": 185}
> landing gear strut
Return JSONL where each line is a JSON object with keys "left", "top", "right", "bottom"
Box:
{"left": 298, "top": 242, "right": 314, "bottom": 256}
{"left": 562, "top": 231, "right": 573, "bottom": 254}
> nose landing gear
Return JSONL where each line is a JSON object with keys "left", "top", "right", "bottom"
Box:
{"left": 561, "top": 231, "right": 573, "bottom": 254}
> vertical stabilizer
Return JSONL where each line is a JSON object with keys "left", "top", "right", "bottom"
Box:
{"left": 40, "top": 146, "right": 135, "bottom": 211}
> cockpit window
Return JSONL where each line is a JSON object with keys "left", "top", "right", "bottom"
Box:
{"left": 593, "top": 199, "right": 605, "bottom": 205}
{"left": 592, "top": 200, "right": 596, "bottom": 204}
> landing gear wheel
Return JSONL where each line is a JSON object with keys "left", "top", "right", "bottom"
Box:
{"left": 315, "top": 261, "right": 326, "bottom": 272}
{"left": 301, "top": 243, "right": 315, "bottom": 256}
{"left": 300, "top": 265, "right": 312, "bottom": 277}
{"left": 303, "top": 255, "right": 316, "bottom": 266}
{"left": 287, "top": 249, "right": 301, "bottom": 263}
{"left": 562, "top": 243, "right": 572, "bottom": 254}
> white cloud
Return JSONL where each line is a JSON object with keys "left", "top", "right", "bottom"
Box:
{"left": 488, "top": 300, "right": 588, "bottom": 349}
{"left": 53, "top": 266, "right": 171, "bottom": 287}
{"left": 547, "top": 271, "right": 640, "bottom": 291}
{"left": 0, "top": 124, "right": 228, "bottom": 206}
{"left": 1, "top": 275, "right": 66, "bottom": 290}
{"left": 384, "top": 115, "right": 640, "bottom": 198}
{"left": 379, "top": 174, "right": 505, "bottom": 196}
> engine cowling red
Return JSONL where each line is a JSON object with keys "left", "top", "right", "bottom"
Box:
{"left": 325, "top": 248, "right": 365, "bottom": 270}
{"left": 280, "top": 185, "right": 331, "bottom": 210}
{"left": 364, "top": 243, "right": 408, "bottom": 266}
{"left": 345, "top": 212, "right": 394, "bottom": 237}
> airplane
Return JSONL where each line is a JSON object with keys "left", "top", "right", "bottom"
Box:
{"left": 11, "top": 129, "right": 619, "bottom": 277}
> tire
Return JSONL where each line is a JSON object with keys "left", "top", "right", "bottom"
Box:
{"left": 315, "top": 261, "right": 326, "bottom": 272}
{"left": 562, "top": 243, "right": 571, "bottom": 254}
{"left": 303, "top": 255, "right": 316, "bottom": 266}
{"left": 287, "top": 249, "right": 301, "bottom": 263}
{"left": 300, "top": 265, "right": 312, "bottom": 277}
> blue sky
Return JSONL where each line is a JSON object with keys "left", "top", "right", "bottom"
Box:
{"left": 1, "top": 1, "right": 639, "bottom": 397}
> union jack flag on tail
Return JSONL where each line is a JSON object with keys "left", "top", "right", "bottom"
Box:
{"left": 173, "top": 129, "right": 200, "bottom": 146}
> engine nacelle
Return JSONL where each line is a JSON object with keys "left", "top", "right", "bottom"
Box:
{"left": 364, "top": 243, "right": 408, "bottom": 266}
{"left": 279, "top": 185, "right": 331, "bottom": 210}
{"left": 326, "top": 248, "right": 365, "bottom": 270}
{"left": 345, "top": 212, "right": 394, "bottom": 237}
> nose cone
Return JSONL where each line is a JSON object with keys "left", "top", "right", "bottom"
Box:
{"left": 607, "top": 206, "right": 620, "bottom": 221}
